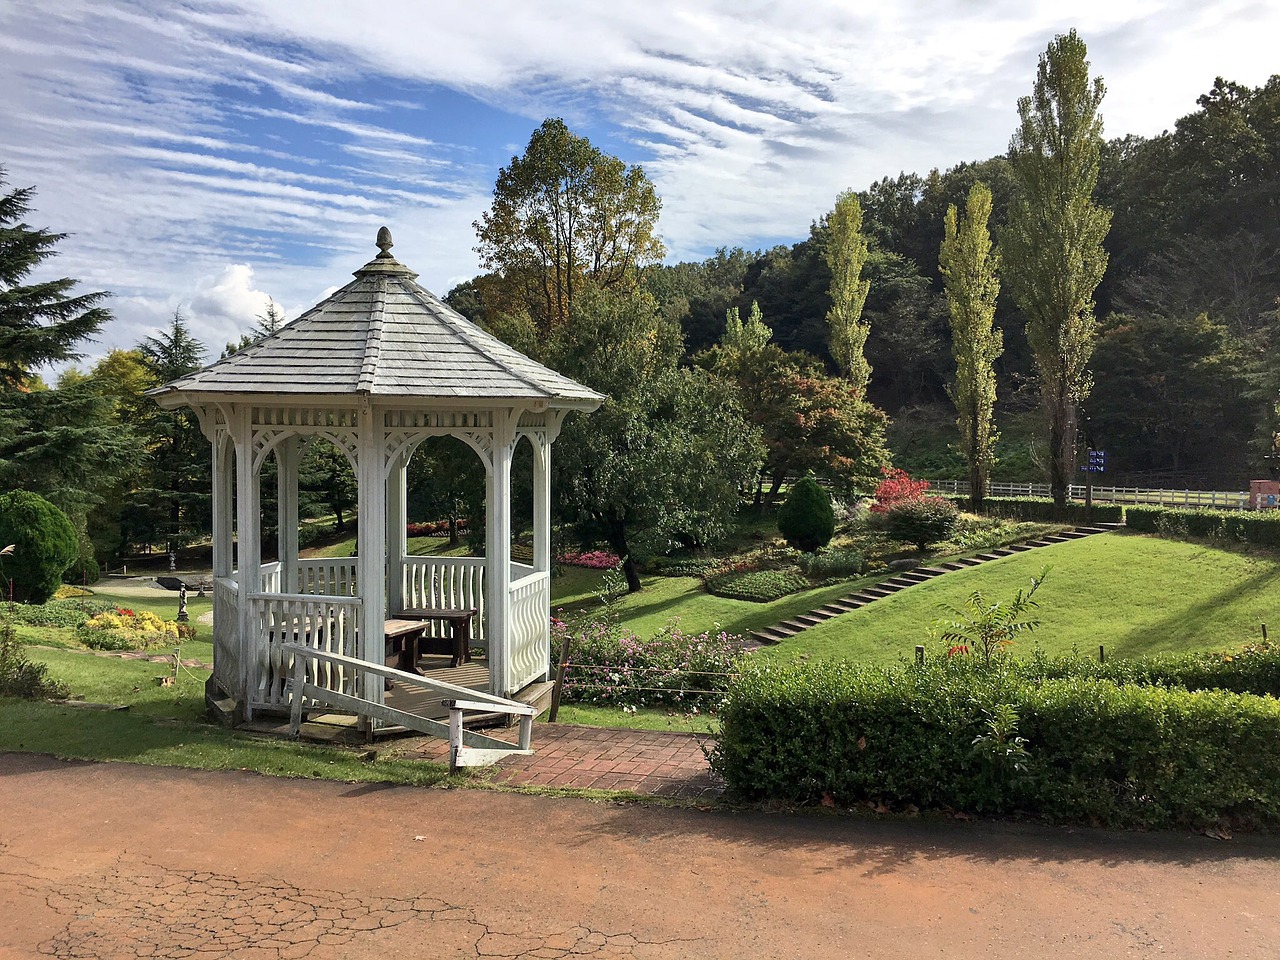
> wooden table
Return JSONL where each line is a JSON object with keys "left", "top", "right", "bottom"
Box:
{"left": 395, "top": 607, "right": 477, "bottom": 669}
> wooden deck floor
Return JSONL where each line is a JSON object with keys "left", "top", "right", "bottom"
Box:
{"left": 383, "top": 655, "right": 490, "bottom": 721}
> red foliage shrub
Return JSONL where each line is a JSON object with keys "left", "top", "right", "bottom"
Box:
{"left": 870, "top": 467, "right": 931, "bottom": 514}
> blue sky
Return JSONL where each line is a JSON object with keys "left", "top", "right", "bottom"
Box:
{"left": 2, "top": 0, "right": 1278, "bottom": 369}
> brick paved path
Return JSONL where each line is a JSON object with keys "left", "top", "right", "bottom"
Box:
{"left": 400, "top": 723, "right": 723, "bottom": 800}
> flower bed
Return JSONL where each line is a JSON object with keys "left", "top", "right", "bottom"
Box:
{"left": 75, "top": 608, "right": 183, "bottom": 651}
{"left": 553, "top": 617, "right": 741, "bottom": 708}
{"left": 406, "top": 519, "right": 468, "bottom": 537}
{"left": 705, "top": 568, "right": 809, "bottom": 602}
{"left": 557, "top": 549, "right": 622, "bottom": 569}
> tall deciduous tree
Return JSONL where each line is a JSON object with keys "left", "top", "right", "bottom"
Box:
{"left": 824, "top": 190, "right": 872, "bottom": 390}
{"left": 1002, "top": 30, "right": 1112, "bottom": 508}
{"left": 940, "top": 181, "right": 1003, "bottom": 511}
{"left": 550, "top": 286, "right": 762, "bottom": 592}
{"left": 474, "top": 118, "right": 665, "bottom": 333}
{"left": 0, "top": 166, "right": 111, "bottom": 386}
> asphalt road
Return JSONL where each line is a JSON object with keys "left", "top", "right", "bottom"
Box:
{"left": 2, "top": 752, "right": 1278, "bottom": 959}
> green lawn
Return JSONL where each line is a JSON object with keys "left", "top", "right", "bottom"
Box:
{"left": 758, "top": 531, "right": 1280, "bottom": 666}
{"left": 2, "top": 648, "right": 448, "bottom": 785}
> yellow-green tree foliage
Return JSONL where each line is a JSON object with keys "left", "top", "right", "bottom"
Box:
{"left": 474, "top": 118, "right": 665, "bottom": 334}
{"left": 722, "top": 301, "right": 772, "bottom": 352}
{"left": 940, "top": 182, "right": 1003, "bottom": 511}
{"left": 824, "top": 190, "right": 872, "bottom": 391}
{"left": 1002, "top": 29, "right": 1112, "bottom": 508}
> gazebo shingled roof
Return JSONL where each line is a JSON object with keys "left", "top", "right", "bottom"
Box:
{"left": 157, "top": 235, "right": 602, "bottom": 405}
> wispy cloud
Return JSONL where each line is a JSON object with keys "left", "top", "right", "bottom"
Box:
{"left": 2, "top": 0, "right": 1276, "bottom": 369}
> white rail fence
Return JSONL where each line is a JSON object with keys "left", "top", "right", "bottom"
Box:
{"left": 931, "top": 480, "right": 1251, "bottom": 511}
{"left": 508, "top": 570, "right": 551, "bottom": 691}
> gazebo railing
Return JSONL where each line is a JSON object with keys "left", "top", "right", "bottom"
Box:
{"left": 508, "top": 569, "right": 550, "bottom": 691}
{"left": 295, "top": 558, "right": 357, "bottom": 597}
{"left": 212, "top": 576, "right": 242, "bottom": 698}
{"left": 248, "top": 592, "right": 363, "bottom": 710}
{"left": 258, "top": 561, "right": 283, "bottom": 593}
{"left": 402, "top": 556, "right": 487, "bottom": 645}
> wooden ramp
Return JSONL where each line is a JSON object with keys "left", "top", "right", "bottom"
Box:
{"left": 282, "top": 644, "right": 535, "bottom": 770}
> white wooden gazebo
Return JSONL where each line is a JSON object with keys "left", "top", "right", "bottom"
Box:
{"left": 150, "top": 229, "right": 602, "bottom": 735}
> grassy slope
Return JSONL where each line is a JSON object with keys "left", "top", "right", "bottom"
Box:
{"left": 757, "top": 532, "right": 1280, "bottom": 667}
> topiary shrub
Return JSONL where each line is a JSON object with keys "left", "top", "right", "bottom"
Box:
{"left": 0, "top": 491, "right": 79, "bottom": 604}
{"left": 885, "top": 496, "right": 959, "bottom": 550}
{"left": 777, "top": 476, "right": 835, "bottom": 552}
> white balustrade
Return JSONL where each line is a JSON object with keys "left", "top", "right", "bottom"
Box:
{"left": 295, "top": 558, "right": 357, "bottom": 597}
{"left": 212, "top": 576, "right": 241, "bottom": 699}
{"left": 257, "top": 561, "right": 283, "bottom": 593}
{"left": 248, "top": 592, "right": 363, "bottom": 710}
{"left": 401, "top": 556, "right": 487, "bottom": 645}
{"left": 508, "top": 570, "right": 550, "bottom": 692}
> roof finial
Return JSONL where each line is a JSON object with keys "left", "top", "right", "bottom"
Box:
{"left": 375, "top": 226, "right": 394, "bottom": 259}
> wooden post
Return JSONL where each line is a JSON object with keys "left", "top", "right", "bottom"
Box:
{"left": 915, "top": 645, "right": 925, "bottom": 665}
{"left": 1099, "top": 644, "right": 1105, "bottom": 663}
{"left": 1263, "top": 624, "right": 1269, "bottom": 643}
{"left": 548, "top": 633, "right": 572, "bottom": 722}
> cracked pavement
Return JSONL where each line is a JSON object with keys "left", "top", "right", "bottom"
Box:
{"left": 3, "top": 752, "right": 1280, "bottom": 959}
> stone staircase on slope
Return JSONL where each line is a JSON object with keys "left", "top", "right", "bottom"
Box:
{"left": 747, "top": 525, "right": 1116, "bottom": 648}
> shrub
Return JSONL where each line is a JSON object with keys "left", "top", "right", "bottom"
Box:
{"left": 705, "top": 568, "right": 809, "bottom": 602}
{"left": 1125, "top": 505, "right": 1280, "bottom": 547}
{"left": 648, "top": 556, "right": 725, "bottom": 577}
{"left": 62, "top": 551, "right": 101, "bottom": 587}
{"left": 870, "top": 467, "right": 931, "bottom": 514}
{"left": 945, "top": 495, "right": 1125, "bottom": 525}
{"left": 797, "top": 547, "right": 866, "bottom": 580}
{"left": 9, "top": 597, "right": 117, "bottom": 628}
{"left": 0, "top": 617, "right": 69, "bottom": 699}
{"left": 0, "top": 491, "right": 79, "bottom": 604}
{"left": 76, "top": 607, "right": 182, "bottom": 651}
{"left": 885, "top": 496, "right": 959, "bottom": 550}
{"left": 711, "top": 656, "right": 1280, "bottom": 829}
{"left": 552, "top": 617, "right": 741, "bottom": 708}
{"left": 777, "top": 476, "right": 835, "bottom": 552}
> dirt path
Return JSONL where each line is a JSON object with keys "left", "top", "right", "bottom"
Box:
{"left": 2, "top": 752, "right": 1278, "bottom": 959}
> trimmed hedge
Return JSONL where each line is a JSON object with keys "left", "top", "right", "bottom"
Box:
{"left": 1125, "top": 504, "right": 1280, "bottom": 547}
{"left": 711, "top": 655, "right": 1280, "bottom": 828}
{"left": 705, "top": 569, "right": 809, "bottom": 602}
{"left": 944, "top": 495, "right": 1124, "bottom": 525}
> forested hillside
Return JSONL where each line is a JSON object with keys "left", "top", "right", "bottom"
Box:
{"left": 575, "top": 74, "right": 1279, "bottom": 488}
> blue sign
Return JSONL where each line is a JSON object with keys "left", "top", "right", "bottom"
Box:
{"left": 1080, "top": 449, "right": 1107, "bottom": 473}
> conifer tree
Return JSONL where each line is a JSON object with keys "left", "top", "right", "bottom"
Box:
{"left": 0, "top": 166, "right": 110, "bottom": 386}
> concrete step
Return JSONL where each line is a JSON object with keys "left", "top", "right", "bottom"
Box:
{"left": 750, "top": 629, "right": 790, "bottom": 645}
{"left": 793, "top": 613, "right": 829, "bottom": 627}
{"left": 914, "top": 567, "right": 950, "bottom": 576}
{"left": 1007, "top": 544, "right": 1036, "bottom": 552}
{"left": 515, "top": 680, "right": 556, "bottom": 718}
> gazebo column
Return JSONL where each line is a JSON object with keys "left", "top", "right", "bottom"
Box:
{"left": 385, "top": 452, "right": 408, "bottom": 615}
{"left": 233, "top": 410, "right": 261, "bottom": 718}
{"left": 355, "top": 401, "right": 387, "bottom": 723}
{"left": 486, "top": 412, "right": 516, "bottom": 697}
{"left": 531, "top": 435, "right": 551, "bottom": 576}
{"left": 212, "top": 433, "right": 234, "bottom": 580}
{"left": 275, "top": 436, "right": 301, "bottom": 591}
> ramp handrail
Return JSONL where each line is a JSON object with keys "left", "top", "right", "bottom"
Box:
{"left": 282, "top": 642, "right": 533, "bottom": 770}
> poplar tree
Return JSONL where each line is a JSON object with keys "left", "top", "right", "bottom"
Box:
{"left": 940, "top": 182, "right": 1003, "bottom": 512}
{"left": 824, "top": 190, "right": 872, "bottom": 391}
{"left": 1002, "top": 30, "right": 1112, "bottom": 509}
